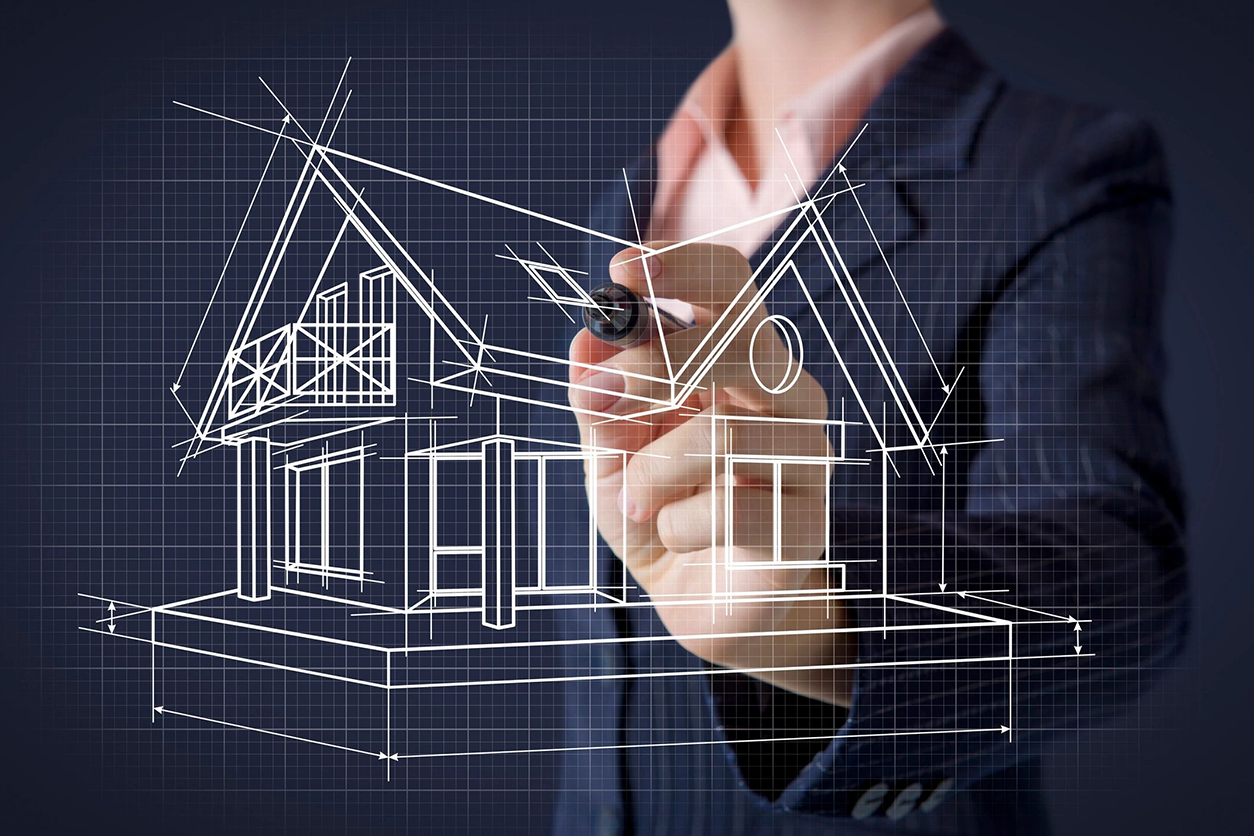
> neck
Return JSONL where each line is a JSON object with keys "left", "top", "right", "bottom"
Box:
{"left": 724, "top": 0, "right": 930, "bottom": 186}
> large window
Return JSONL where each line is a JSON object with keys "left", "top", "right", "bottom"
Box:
{"left": 283, "top": 446, "right": 369, "bottom": 583}
{"left": 725, "top": 458, "right": 831, "bottom": 569}
{"left": 537, "top": 456, "right": 593, "bottom": 590}
{"left": 422, "top": 447, "right": 601, "bottom": 597}
{"left": 429, "top": 455, "right": 483, "bottom": 595}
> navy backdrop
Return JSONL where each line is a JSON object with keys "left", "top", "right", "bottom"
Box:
{"left": 1, "top": 2, "right": 1249, "bottom": 834}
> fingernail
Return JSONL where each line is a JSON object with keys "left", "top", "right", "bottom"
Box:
{"left": 617, "top": 486, "right": 637, "bottom": 519}
{"left": 612, "top": 251, "right": 662, "bottom": 280}
{"left": 573, "top": 369, "right": 625, "bottom": 413}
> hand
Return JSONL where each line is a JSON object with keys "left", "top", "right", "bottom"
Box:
{"left": 569, "top": 242, "right": 854, "bottom": 706}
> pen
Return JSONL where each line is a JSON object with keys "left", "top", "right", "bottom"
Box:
{"left": 583, "top": 281, "right": 695, "bottom": 348}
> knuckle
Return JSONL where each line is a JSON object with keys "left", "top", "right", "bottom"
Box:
{"left": 624, "top": 452, "right": 653, "bottom": 494}
{"left": 689, "top": 411, "right": 720, "bottom": 456}
{"left": 655, "top": 504, "right": 681, "bottom": 550}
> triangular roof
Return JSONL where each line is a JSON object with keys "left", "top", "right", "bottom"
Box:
{"left": 188, "top": 144, "right": 486, "bottom": 451}
{"left": 177, "top": 93, "right": 941, "bottom": 475}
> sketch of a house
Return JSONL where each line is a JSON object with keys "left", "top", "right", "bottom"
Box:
{"left": 82, "top": 67, "right": 1086, "bottom": 770}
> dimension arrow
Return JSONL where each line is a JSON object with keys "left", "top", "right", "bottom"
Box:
{"left": 155, "top": 706, "right": 390, "bottom": 760}
{"left": 172, "top": 115, "right": 288, "bottom": 394}
{"left": 169, "top": 384, "right": 197, "bottom": 431}
{"left": 939, "top": 445, "right": 948, "bottom": 591}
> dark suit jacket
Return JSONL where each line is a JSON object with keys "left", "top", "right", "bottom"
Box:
{"left": 535, "top": 28, "right": 1188, "bottom": 835}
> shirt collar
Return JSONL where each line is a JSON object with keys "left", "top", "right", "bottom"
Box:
{"left": 653, "top": 7, "right": 946, "bottom": 222}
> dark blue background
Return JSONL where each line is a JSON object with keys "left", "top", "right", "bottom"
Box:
{"left": 1, "top": 1, "right": 1249, "bottom": 834}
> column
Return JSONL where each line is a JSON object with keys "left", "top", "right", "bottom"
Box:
{"left": 236, "top": 437, "right": 272, "bottom": 602}
{"left": 481, "top": 438, "right": 516, "bottom": 629}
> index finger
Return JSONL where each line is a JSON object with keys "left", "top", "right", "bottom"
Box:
{"left": 608, "top": 242, "right": 756, "bottom": 316}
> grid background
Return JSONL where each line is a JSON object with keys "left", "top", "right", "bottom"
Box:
{"left": 1, "top": 2, "right": 1203, "bottom": 835}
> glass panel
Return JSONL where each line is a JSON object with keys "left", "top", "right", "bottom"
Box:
{"left": 543, "top": 458, "right": 591, "bottom": 589}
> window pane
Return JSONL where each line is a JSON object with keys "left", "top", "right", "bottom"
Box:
{"left": 543, "top": 458, "right": 590, "bottom": 589}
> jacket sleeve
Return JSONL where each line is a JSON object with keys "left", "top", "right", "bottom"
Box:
{"left": 773, "top": 119, "right": 1190, "bottom": 818}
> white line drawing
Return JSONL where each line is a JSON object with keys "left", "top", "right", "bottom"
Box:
{"left": 82, "top": 63, "right": 1085, "bottom": 775}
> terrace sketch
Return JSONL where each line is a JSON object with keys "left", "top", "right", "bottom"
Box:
{"left": 81, "top": 63, "right": 1087, "bottom": 772}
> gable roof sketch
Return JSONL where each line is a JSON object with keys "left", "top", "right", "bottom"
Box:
{"left": 82, "top": 66, "right": 1086, "bottom": 772}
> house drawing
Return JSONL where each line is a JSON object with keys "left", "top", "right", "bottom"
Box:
{"left": 82, "top": 68, "right": 1086, "bottom": 770}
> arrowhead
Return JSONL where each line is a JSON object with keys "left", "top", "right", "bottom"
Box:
{"left": 1073, "top": 622, "right": 1082, "bottom": 632}
{"left": 836, "top": 163, "right": 846, "bottom": 174}
{"left": 282, "top": 114, "right": 291, "bottom": 124}
{"left": 1074, "top": 645, "right": 1083, "bottom": 654}
{"left": 170, "top": 383, "right": 180, "bottom": 394}
{"left": 940, "top": 446, "right": 948, "bottom": 457}
{"left": 107, "top": 623, "right": 116, "bottom": 633}
{"left": 108, "top": 602, "right": 116, "bottom": 612}
{"left": 938, "top": 582, "right": 947, "bottom": 592}
{"left": 941, "top": 384, "right": 951, "bottom": 395}
{"left": 390, "top": 753, "right": 399, "bottom": 761}
{"left": 1000, "top": 725, "right": 1010, "bottom": 734}
{"left": 957, "top": 591, "right": 967, "bottom": 599}
{"left": 154, "top": 705, "right": 164, "bottom": 715}
{"left": 378, "top": 752, "right": 388, "bottom": 761}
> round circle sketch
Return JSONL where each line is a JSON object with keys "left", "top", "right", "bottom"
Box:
{"left": 750, "top": 314, "right": 805, "bottom": 395}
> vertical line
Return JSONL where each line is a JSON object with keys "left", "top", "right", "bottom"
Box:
{"left": 429, "top": 421, "right": 438, "bottom": 595}
{"left": 150, "top": 609, "right": 156, "bottom": 722}
{"left": 1008, "top": 623, "right": 1014, "bottom": 742}
{"left": 321, "top": 456, "right": 330, "bottom": 586}
{"left": 284, "top": 461, "right": 291, "bottom": 584}
{"left": 537, "top": 457, "right": 547, "bottom": 590}
{"left": 390, "top": 273, "right": 396, "bottom": 402}
{"left": 773, "top": 460, "right": 783, "bottom": 562}
{"left": 494, "top": 445, "right": 501, "bottom": 623}
{"left": 508, "top": 442, "right": 516, "bottom": 627}
{"left": 236, "top": 444, "right": 243, "bottom": 595}
{"left": 403, "top": 417, "right": 410, "bottom": 613}
{"left": 250, "top": 442, "right": 258, "bottom": 597}
{"left": 621, "top": 443, "right": 628, "bottom": 603}
{"left": 718, "top": 415, "right": 726, "bottom": 621}
{"left": 481, "top": 442, "right": 489, "bottom": 623}
{"left": 428, "top": 275, "right": 435, "bottom": 408}
{"left": 824, "top": 460, "right": 832, "bottom": 577}
{"left": 386, "top": 651, "right": 393, "bottom": 780}
{"left": 359, "top": 443, "right": 366, "bottom": 588}
{"left": 840, "top": 397, "right": 846, "bottom": 459}
{"left": 882, "top": 404, "right": 888, "bottom": 638}
{"left": 294, "top": 469, "right": 301, "bottom": 573}
{"left": 589, "top": 428, "right": 598, "bottom": 597}
{"left": 263, "top": 440, "right": 271, "bottom": 599}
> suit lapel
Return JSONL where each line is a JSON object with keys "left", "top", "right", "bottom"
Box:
{"left": 749, "top": 29, "right": 1001, "bottom": 316}
{"left": 585, "top": 29, "right": 1001, "bottom": 595}
{"left": 596, "top": 31, "right": 999, "bottom": 320}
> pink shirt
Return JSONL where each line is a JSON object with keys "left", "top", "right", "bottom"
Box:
{"left": 649, "top": 8, "right": 945, "bottom": 257}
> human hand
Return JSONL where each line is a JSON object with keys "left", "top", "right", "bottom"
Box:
{"left": 568, "top": 242, "right": 853, "bottom": 705}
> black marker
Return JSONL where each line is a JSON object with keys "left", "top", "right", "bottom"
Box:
{"left": 583, "top": 282, "right": 694, "bottom": 348}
